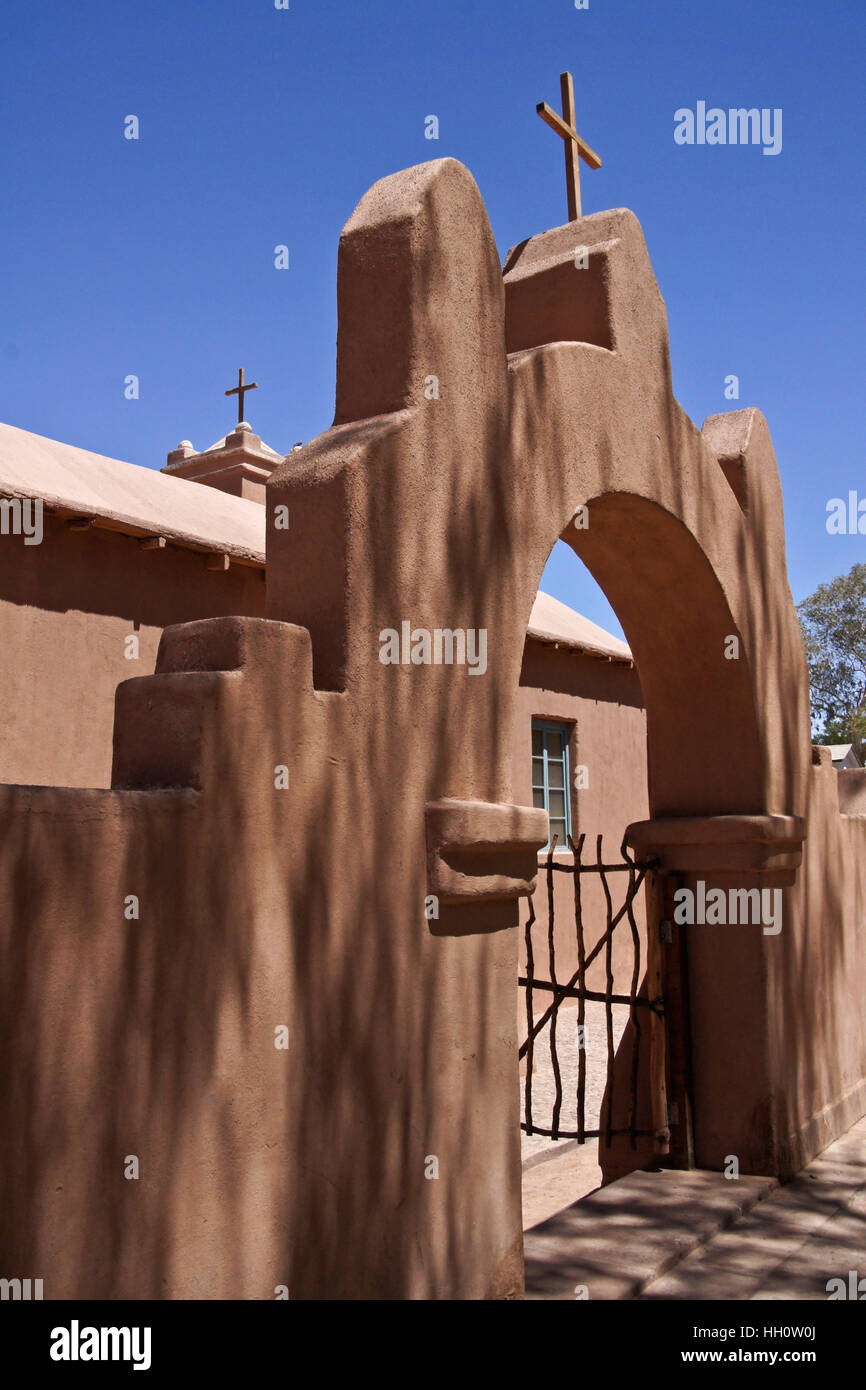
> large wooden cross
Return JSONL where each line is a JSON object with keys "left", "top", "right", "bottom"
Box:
{"left": 537, "top": 72, "right": 602, "bottom": 221}
{"left": 225, "top": 366, "right": 258, "bottom": 423}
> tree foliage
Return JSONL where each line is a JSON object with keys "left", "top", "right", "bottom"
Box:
{"left": 797, "top": 563, "right": 866, "bottom": 753}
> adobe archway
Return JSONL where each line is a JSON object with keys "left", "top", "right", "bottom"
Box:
{"left": 266, "top": 159, "right": 819, "bottom": 1297}
{"left": 547, "top": 494, "right": 764, "bottom": 818}
{"left": 0, "top": 159, "right": 860, "bottom": 1306}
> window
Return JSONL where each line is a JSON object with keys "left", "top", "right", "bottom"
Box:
{"left": 531, "top": 720, "right": 572, "bottom": 851}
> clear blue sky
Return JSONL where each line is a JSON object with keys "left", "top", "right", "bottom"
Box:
{"left": 1, "top": 0, "right": 863, "bottom": 636}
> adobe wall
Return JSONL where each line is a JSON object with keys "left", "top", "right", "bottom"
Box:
{"left": 0, "top": 512, "right": 265, "bottom": 787}
{"left": 0, "top": 620, "right": 341, "bottom": 1299}
{"left": 678, "top": 749, "right": 866, "bottom": 1177}
{"left": 0, "top": 609, "right": 525, "bottom": 1299}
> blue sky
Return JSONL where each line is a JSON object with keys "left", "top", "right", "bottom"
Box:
{"left": 1, "top": 0, "right": 863, "bottom": 636}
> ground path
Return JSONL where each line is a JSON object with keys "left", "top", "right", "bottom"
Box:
{"left": 523, "top": 1116, "right": 866, "bottom": 1300}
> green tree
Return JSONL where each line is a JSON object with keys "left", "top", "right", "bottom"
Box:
{"left": 798, "top": 563, "right": 866, "bottom": 756}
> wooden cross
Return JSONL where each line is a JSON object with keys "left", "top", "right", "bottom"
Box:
{"left": 225, "top": 366, "right": 258, "bottom": 423}
{"left": 537, "top": 72, "right": 602, "bottom": 221}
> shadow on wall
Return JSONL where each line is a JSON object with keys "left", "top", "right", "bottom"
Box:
{"left": 0, "top": 156, "right": 857, "bottom": 1303}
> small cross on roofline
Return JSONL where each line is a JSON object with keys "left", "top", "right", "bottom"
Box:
{"left": 225, "top": 367, "right": 258, "bottom": 424}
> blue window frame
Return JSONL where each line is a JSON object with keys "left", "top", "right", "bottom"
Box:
{"left": 531, "top": 720, "right": 572, "bottom": 852}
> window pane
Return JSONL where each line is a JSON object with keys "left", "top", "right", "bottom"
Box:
{"left": 546, "top": 730, "right": 563, "bottom": 757}
{"left": 531, "top": 728, "right": 543, "bottom": 756}
{"left": 532, "top": 757, "right": 545, "bottom": 787}
{"left": 548, "top": 761, "right": 564, "bottom": 788}
{"left": 533, "top": 788, "right": 546, "bottom": 810}
{"left": 549, "top": 819, "right": 567, "bottom": 848}
{"left": 548, "top": 790, "right": 565, "bottom": 819}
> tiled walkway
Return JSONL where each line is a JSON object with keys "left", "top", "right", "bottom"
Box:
{"left": 524, "top": 1116, "right": 866, "bottom": 1300}
{"left": 639, "top": 1117, "right": 866, "bottom": 1300}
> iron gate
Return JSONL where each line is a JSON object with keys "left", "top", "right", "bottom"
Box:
{"left": 519, "top": 832, "right": 668, "bottom": 1151}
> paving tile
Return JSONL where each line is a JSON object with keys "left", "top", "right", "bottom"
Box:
{"left": 806, "top": 1210, "right": 866, "bottom": 1246}
{"left": 750, "top": 1285, "right": 827, "bottom": 1301}
{"left": 524, "top": 1268, "right": 636, "bottom": 1301}
{"left": 639, "top": 1261, "right": 764, "bottom": 1301}
{"left": 814, "top": 1232, "right": 866, "bottom": 1258}
{"left": 660, "top": 1228, "right": 807, "bottom": 1277}
{"left": 772, "top": 1239, "right": 866, "bottom": 1280}
{"left": 743, "top": 1188, "right": 848, "bottom": 1234}
{"left": 784, "top": 1174, "right": 866, "bottom": 1205}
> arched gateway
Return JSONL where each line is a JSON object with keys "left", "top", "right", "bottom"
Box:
{"left": 263, "top": 158, "right": 847, "bottom": 1298}
{"left": 4, "top": 159, "right": 863, "bottom": 1304}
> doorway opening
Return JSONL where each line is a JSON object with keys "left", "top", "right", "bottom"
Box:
{"left": 516, "top": 541, "right": 660, "bottom": 1229}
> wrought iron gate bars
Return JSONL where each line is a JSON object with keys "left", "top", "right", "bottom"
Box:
{"left": 520, "top": 832, "right": 662, "bottom": 1149}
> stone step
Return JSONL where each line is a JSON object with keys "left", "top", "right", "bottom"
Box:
{"left": 523, "top": 1166, "right": 778, "bottom": 1300}
{"left": 637, "top": 1117, "right": 866, "bottom": 1300}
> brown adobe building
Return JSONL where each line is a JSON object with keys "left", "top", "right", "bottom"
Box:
{"left": 1, "top": 157, "right": 864, "bottom": 1301}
